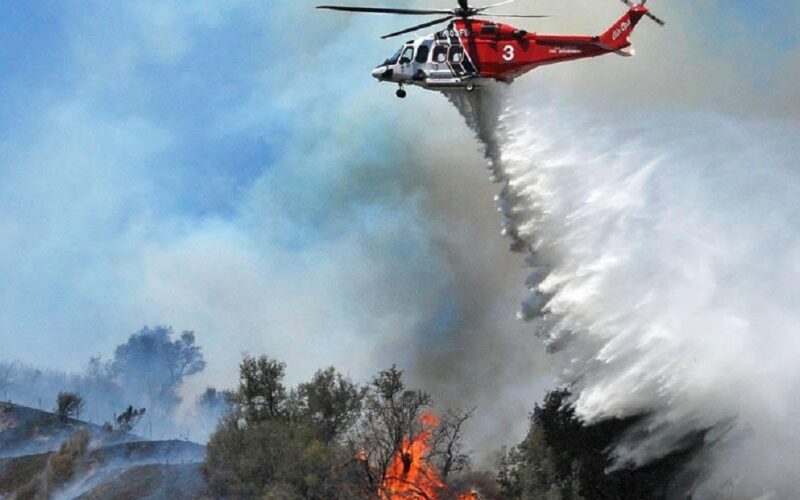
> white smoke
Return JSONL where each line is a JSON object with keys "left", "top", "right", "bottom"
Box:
{"left": 451, "top": 83, "right": 800, "bottom": 498}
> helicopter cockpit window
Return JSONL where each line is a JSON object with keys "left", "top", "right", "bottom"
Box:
{"left": 399, "top": 46, "right": 415, "bottom": 64}
{"left": 415, "top": 44, "right": 430, "bottom": 64}
{"left": 449, "top": 46, "right": 464, "bottom": 63}
{"left": 432, "top": 45, "right": 448, "bottom": 63}
{"left": 384, "top": 47, "right": 402, "bottom": 65}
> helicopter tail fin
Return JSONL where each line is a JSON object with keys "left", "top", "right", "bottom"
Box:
{"left": 596, "top": 5, "right": 648, "bottom": 50}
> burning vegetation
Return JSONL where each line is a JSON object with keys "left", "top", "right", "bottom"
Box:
{"left": 374, "top": 411, "right": 489, "bottom": 500}
{"left": 203, "top": 357, "right": 487, "bottom": 499}
{"left": 378, "top": 413, "right": 444, "bottom": 500}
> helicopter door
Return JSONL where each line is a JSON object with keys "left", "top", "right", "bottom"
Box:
{"left": 428, "top": 43, "right": 453, "bottom": 80}
{"left": 413, "top": 41, "right": 432, "bottom": 81}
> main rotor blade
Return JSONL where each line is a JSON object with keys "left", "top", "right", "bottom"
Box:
{"left": 458, "top": 0, "right": 469, "bottom": 11}
{"left": 317, "top": 5, "right": 452, "bottom": 15}
{"left": 476, "top": 0, "right": 515, "bottom": 11}
{"left": 480, "top": 13, "right": 550, "bottom": 18}
{"left": 381, "top": 15, "right": 454, "bottom": 39}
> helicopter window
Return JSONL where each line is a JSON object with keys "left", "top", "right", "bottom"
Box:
{"left": 432, "top": 45, "right": 448, "bottom": 63}
{"left": 449, "top": 46, "right": 464, "bottom": 63}
{"left": 399, "top": 46, "right": 415, "bottom": 64}
{"left": 415, "top": 45, "right": 430, "bottom": 64}
{"left": 385, "top": 47, "right": 402, "bottom": 65}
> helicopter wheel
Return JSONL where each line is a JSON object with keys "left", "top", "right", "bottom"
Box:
{"left": 465, "top": 83, "right": 476, "bottom": 92}
{"left": 396, "top": 88, "right": 407, "bottom": 99}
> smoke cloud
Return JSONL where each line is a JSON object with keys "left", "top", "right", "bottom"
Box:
{"left": 0, "top": 0, "right": 553, "bottom": 455}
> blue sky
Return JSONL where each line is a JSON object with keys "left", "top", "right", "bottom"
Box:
{"left": 0, "top": 0, "right": 797, "bottom": 418}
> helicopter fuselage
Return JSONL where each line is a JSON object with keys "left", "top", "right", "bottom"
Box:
{"left": 372, "top": 7, "right": 647, "bottom": 94}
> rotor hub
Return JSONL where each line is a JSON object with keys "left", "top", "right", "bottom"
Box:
{"left": 453, "top": 8, "right": 478, "bottom": 17}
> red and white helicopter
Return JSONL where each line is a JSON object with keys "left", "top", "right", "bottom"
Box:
{"left": 318, "top": 0, "right": 663, "bottom": 97}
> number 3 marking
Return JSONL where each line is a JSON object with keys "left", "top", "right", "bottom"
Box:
{"left": 503, "top": 45, "right": 515, "bottom": 61}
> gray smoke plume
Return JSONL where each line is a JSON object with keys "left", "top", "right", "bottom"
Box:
{"left": 448, "top": 81, "right": 800, "bottom": 498}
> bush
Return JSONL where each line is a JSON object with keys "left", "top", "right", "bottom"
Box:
{"left": 204, "top": 417, "right": 352, "bottom": 499}
{"left": 116, "top": 405, "right": 146, "bottom": 433}
{"left": 55, "top": 392, "right": 84, "bottom": 420}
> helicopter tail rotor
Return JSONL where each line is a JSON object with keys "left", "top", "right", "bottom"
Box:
{"left": 619, "top": 0, "right": 665, "bottom": 26}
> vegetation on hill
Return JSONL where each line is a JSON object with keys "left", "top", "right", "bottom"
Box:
{"left": 1, "top": 335, "right": 702, "bottom": 499}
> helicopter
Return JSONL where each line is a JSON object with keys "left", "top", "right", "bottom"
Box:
{"left": 318, "top": 0, "right": 663, "bottom": 98}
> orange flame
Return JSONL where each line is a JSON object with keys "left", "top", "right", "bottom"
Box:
{"left": 379, "top": 413, "right": 445, "bottom": 500}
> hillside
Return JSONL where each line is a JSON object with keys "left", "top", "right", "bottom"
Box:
{"left": 0, "top": 403, "right": 206, "bottom": 499}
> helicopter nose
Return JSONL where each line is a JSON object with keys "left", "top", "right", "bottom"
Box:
{"left": 372, "top": 66, "right": 393, "bottom": 81}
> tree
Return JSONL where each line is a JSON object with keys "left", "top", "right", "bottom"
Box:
{"left": 111, "top": 326, "right": 206, "bottom": 417}
{"left": 55, "top": 392, "right": 85, "bottom": 420}
{"left": 297, "top": 367, "right": 366, "bottom": 443}
{"left": 230, "top": 355, "right": 288, "bottom": 424}
{"left": 348, "top": 366, "right": 473, "bottom": 499}
{"left": 430, "top": 407, "right": 475, "bottom": 481}
{"left": 193, "top": 386, "right": 235, "bottom": 441}
{"left": 197, "top": 386, "right": 231, "bottom": 409}
{"left": 350, "top": 365, "right": 433, "bottom": 495}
